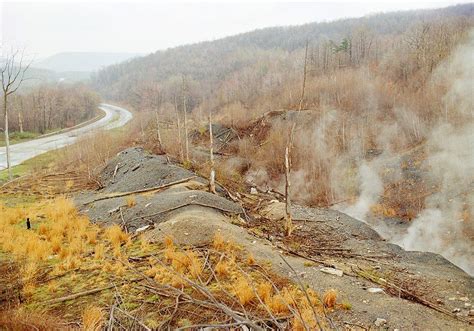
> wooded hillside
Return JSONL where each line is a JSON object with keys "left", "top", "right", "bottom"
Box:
{"left": 93, "top": 4, "right": 474, "bottom": 214}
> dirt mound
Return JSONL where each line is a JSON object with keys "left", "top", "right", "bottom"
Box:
{"left": 191, "top": 123, "right": 238, "bottom": 152}
{"left": 76, "top": 147, "right": 243, "bottom": 232}
{"left": 99, "top": 147, "right": 207, "bottom": 193}
{"left": 79, "top": 186, "right": 244, "bottom": 232}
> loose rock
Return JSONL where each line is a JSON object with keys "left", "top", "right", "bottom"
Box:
{"left": 367, "top": 287, "right": 384, "bottom": 294}
{"left": 320, "top": 267, "right": 343, "bottom": 277}
{"left": 374, "top": 318, "right": 387, "bottom": 327}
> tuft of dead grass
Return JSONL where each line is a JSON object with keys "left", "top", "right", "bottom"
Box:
{"left": 126, "top": 195, "right": 136, "bottom": 208}
{"left": 323, "top": 289, "right": 337, "bottom": 309}
{"left": 82, "top": 305, "right": 104, "bottom": 331}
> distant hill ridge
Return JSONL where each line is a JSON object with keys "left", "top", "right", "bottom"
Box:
{"left": 32, "top": 52, "right": 143, "bottom": 73}
{"left": 92, "top": 3, "right": 473, "bottom": 100}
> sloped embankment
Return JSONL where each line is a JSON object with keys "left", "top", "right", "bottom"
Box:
{"left": 77, "top": 147, "right": 473, "bottom": 329}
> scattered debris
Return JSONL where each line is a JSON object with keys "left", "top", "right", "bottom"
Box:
{"left": 320, "top": 267, "right": 343, "bottom": 277}
{"left": 374, "top": 318, "right": 387, "bottom": 327}
{"left": 135, "top": 225, "right": 151, "bottom": 233}
{"left": 367, "top": 287, "right": 385, "bottom": 294}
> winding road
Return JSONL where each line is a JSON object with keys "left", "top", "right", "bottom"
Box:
{"left": 0, "top": 103, "right": 132, "bottom": 170}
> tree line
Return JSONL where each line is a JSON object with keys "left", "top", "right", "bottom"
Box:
{"left": 0, "top": 83, "right": 101, "bottom": 134}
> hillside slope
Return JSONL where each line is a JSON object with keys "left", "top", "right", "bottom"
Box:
{"left": 93, "top": 3, "right": 473, "bottom": 102}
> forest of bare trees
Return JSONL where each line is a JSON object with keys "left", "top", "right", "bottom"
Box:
{"left": 92, "top": 4, "right": 473, "bottom": 217}
{"left": 0, "top": 83, "right": 101, "bottom": 134}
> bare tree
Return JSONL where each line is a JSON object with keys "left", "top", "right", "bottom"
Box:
{"left": 182, "top": 75, "right": 190, "bottom": 163}
{"left": 209, "top": 111, "right": 216, "bottom": 194}
{"left": 174, "top": 95, "right": 184, "bottom": 162}
{"left": 284, "top": 123, "right": 296, "bottom": 236}
{"left": 152, "top": 84, "right": 163, "bottom": 150}
{"left": 155, "top": 109, "right": 163, "bottom": 149}
{"left": 1, "top": 50, "right": 31, "bottom": 180}
{"left": 298, "top": 40, "right": 309, "bottom": 111}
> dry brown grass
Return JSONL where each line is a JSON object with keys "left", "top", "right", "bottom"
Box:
{"left": 104, "top": 224, "right": 129, "bottom": 248}
{"left": 233, "top": 276, "right": 255, "bottom": 305}
{"left": 0, "top": 309, "right": 63, "bottom": 330}
{"left": 126, "top": 195, "right": 137, "bottom": 208}
{"left": 0, "top": 198, "right": 341, "bottom": 329}
{"left": 82, "top": 305, "right": 104, "bottom": 331}
{"left": 323, "top": 289, "right": 337, "bottom": 309}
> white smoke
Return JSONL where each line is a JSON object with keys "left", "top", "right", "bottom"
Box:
{"left": 394, "top": 31, "right": 474, "bottom": 274}
{"left": 338, "top": 30, "right": 474, "bottom": 275}
{"left": 342, "top": 161, "right": 383, "bottom": 222}
{"left": 394, "top": 123, "right": 474, "bottom": 274}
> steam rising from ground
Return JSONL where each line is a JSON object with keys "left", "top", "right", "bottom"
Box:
{"left": 346, "top": 30, "right": 474, "bottom": 274}
{"left": 393, "top": 31, "right": 474, "bottom": 274}
{"left": 242, "top": 30, "right": 474, "bottom": 275}
{"left": 342, "top": 162, "right": 383, "bottom": 221}
{"left": 393, "top": 123, "right": 474, "bottom": 274}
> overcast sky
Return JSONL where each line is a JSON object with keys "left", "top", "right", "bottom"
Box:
{"left": 1, "top": 1, "right": 470, "bottom": 58}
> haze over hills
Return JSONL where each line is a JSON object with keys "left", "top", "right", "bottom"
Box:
{"left": 93, "top": 3, "right": 473, "bottom": 101}
{"left": 32, "top": 51, "right": 143, "bottom": 73}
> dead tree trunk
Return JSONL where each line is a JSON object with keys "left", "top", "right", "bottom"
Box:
{"left": 1, "top": 50, "right": 31, "bottom": 180}
{"left": 155, "top": 108, "right": 162, "bottom": 150}
{"left": 284, "top": 123, "right": 296, "bottom": 236}
{"left": 298, "top": 40, "right": 309, "bottom": 111}
{"left": 3, "top": 95, "right": 11, "bottom": 179}
{"left": 209, "top": 112, "right": 216, "bottom": 194}
{"left": 182, "top": 75, "right": 190, "bottom": 163}
{"left": 174, "top": 95, "right": 184, "bottom": 162}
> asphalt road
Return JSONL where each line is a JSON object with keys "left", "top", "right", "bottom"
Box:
{"left": 0, "top": 103, "right": 132, "bottom": 170}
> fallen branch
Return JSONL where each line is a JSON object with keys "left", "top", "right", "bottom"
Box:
{"left": 356, "top": 268, "right": 472, "bottom": 325}
{"left": 129, "top": 201, "right": 244, "bottom": 222}
{"left": 83, "top": 176, "right": 197, "bottom": 204}
{"left": 42, "top": 278, "right": 143, "bottom": 304}
{"left": 175, "top": 321, "right": 253, "bottom": 330}
{"left": 275, "top": 243, "right": 337, "bottom": 269}
{"left": 114, "top": 307, "right": 151, "bottom": 331}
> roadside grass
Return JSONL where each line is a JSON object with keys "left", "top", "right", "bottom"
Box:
{"left": 0, "top": 148, "right": 60, "bottom": 182}
{"left": 0, "top": 108, "right": 107, "bottom": 148}
{"left": 0, "top": 111, "right": 133, "bottom": 185}
{"left": 0, "top": 131, "right": 41, "bottom": 147}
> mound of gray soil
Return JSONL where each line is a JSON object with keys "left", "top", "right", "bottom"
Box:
{"left": 99, "top": 147, "right": 207, "bottom": 193}
{"left": 76, "top": 147, "right": 242, "bottom": 232}
{"left": 79, "top": 186, "right": 243, "bottom": 232}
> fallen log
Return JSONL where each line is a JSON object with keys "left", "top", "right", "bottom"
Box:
{"left": 83, "top": 176, "right": 197, "bottom": 205}
{"left": 41, "top": 278, "right": 143, "bottom": 304}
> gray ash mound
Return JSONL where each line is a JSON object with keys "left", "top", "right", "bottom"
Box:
{"left": 99, "top": 147, "right": 208, "bottom": 193}
{"left": 76, "top": 147, "right": 243, "bottom": 231}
